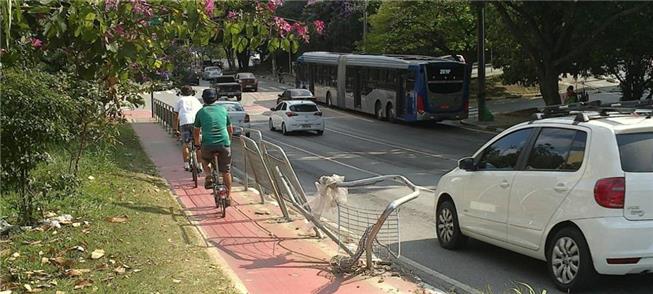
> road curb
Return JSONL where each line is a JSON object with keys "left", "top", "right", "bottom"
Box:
{"left": 459, "top": 120, "right": 502, "bottom": 134}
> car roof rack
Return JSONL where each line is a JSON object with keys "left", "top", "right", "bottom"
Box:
{"left": 532, "top": 99, "right": 653, "bottom": 122}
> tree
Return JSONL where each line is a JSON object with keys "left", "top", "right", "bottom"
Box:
{"left": 361, "top": 0, "right": 476, "bottom": 62}
{"left": 585, "top": 6, "right": 653, "bottom": 100}
{"left": 1, "top": 68, "right": 75, "bottom": 224}
{"left": 492, "top": 2, "right": 647, "bottom": 105}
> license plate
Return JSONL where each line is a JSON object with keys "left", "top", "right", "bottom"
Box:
{"left": 301, "top": 124, "right": 311, "bottom": 128}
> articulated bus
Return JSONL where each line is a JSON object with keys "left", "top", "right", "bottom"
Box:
{"left": 295, "top": 52, "right": 470, "bottom": 122}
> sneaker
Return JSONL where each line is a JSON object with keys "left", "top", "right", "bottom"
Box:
{"left": 204, "top": 177, "right": 213, "bottom": 189}
{"left": 184, "top": 162, "right": 190, "bottom": 171}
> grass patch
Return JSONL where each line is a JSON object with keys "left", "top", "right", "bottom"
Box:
{"left": 470, "top": 75, "right": 541, "bottom": 102}
{"left": 1, "top": 125, "right": 237, "bottom": 293}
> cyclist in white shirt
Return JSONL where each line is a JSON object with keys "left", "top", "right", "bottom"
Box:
{"left": 173, "top": 85, "right": 204, "bottom": 171}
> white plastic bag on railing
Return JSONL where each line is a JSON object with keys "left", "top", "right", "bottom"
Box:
{"left": 308, "top": 174, "right": 348, "bottom": 222}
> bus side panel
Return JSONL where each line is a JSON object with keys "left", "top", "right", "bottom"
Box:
{"left": 337, "top": 56, "right": 347, "bottom": 108}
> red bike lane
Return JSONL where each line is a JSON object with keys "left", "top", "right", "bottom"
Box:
{"left": 126, "top": 110, "right": 424, "bottom": 294}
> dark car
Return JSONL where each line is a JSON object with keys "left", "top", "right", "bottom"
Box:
{"left": 276, "top": 88, "right": 315, "bottom": 104}
{"left": 235, "top": 72, "right": 258, "bottom": 92}
{"left": 212, "top": 75, "right": 242, "bottom": 101}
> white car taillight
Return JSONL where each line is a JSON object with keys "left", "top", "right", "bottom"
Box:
{"left": 594, "top": 177, "right": 625, "bottom": 208}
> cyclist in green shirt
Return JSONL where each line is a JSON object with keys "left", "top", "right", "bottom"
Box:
{"left": 193, "top": 89, "right": 233, "bottom": 194}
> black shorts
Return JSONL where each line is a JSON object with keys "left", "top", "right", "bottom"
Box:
{"left": 201, "top": 145, "right": 231, "bottom": 173}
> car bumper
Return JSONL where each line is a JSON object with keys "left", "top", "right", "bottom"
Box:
{"left": 575, "top": 217, "right": 653, "bottom": 275}
{"left": 242, "top": 84, "right": 257, "bottom": 89}
{"left": 286, "top": 122, "right": 324, "bottom": 132}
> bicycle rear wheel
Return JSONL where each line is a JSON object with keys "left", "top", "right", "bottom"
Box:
{"left": 190, "top": 152, "right": 198, "bottom": 188}
{"left": 220, "top": 197, "right": 227, "bottom": 218}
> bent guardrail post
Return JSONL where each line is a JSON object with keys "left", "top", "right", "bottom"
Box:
{"left": 241, "top": 135, "right": 290, "bottom": 220}
{"left": 275, "top": 167, "right": 354, "bottom": 256}
{"left": 336, "top": 175, "right": 430, "bottom": 270}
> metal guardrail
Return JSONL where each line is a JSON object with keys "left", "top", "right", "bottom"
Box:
{"left": 153, "top": 98, "right": 175, "bottom": 133}
{"left": 153, "top": 104, "right": 427, "bottom": 270}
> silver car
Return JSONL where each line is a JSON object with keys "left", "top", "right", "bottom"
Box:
{"left": 215, "top": 101, "right": 250, "bottom": 136}
{"left": 203, "top": 66, "right": 223, "bottom": 80}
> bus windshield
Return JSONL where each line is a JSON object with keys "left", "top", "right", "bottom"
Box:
{"left": 425, "top": 63, "right": 465, "bottom": 94}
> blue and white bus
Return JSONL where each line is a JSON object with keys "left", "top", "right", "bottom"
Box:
{"left": 295, "top": 52, "right": 470, "bottom": 122}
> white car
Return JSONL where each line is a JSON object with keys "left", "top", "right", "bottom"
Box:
{"left": 269, "top": 100, "right": 324, "bottom": 136}
{"left": 203, "top": 66, "right": 223, "bottom": 80}
{"left": 215, "top": 101, "right": 250, "bottom": 136}
{"left": 434, "top": 108, "right": 652, "bottom": 291}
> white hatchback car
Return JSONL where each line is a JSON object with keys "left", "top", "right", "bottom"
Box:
{"left": 434, "top": 109, "right": 652, "bottom": 291}
{"left": 214, "top": 101, "right": 250, "bottom": 136}
{"left": 269, "top": 100, "right": 324, "bottom": 136}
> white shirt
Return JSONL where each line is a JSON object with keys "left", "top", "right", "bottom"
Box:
{"left": 174, "top": 95, "right": 203, "bottom": 126}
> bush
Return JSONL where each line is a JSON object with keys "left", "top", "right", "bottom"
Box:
{"left": 0, "top": 68, "right": 75, "bottom": 224}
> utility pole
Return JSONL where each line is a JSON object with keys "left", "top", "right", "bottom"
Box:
{"left": 476, "top": 1, "right": 493, "bottom": 121}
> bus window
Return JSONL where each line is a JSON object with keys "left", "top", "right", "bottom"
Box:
{"left": 426, "top": 63, "right": 464, "bottom": 94}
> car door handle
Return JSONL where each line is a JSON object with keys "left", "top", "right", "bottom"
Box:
{"left": 500, "top": 180, "right": 510, "bottom": 188}
{"left": 554, "top": 183, "right": 569, "bottom": 192}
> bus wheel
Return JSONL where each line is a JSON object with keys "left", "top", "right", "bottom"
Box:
{"left": 375, "top": 101, "right": 383, "bottom": 120}
{"left": 386, "top": 103, "right": 395, "bottom": 122}
{"left": 326, "top": 92, "right": 333, "bottom": 108}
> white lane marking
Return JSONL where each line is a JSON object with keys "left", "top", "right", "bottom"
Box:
{"left": 325, "top": 127, "right": 458, "bottom": 161}
{"left": 263, "top": 136, "right": 382, "bottom": 177}
{"left": 397, "top": 256, "right": 482, "bottom": 294}
{"left": 439, "top": 121, "right": 500, "bottom": 135}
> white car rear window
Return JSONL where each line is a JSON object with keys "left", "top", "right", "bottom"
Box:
{"left": 617, "top": 132, "right": 653, "bottom": 172}
{"left": 289, "top": 104, "right": 318, "bottom": 112}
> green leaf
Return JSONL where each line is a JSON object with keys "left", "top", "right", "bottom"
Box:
{"left": 229, "top": 23, "right": 242, "bottom": 35}
{"left": 106, "top": 43, "right": 118, "bottom": 53}
{"left": 28, "top": 6, "right": 51, "bottom": 14}
{"left": 281, "top": 38, "right": 290, "bottom": 52}
{"left": 290, "top": 39, "right": 299, "bottom": 54}
{"left": 269, "top": 38, "right": 280, "bottom": 51}
{"left": 153, "top": 60, "right": 163, "bottom": 69}
{"left": 85, "top": 12, "right": 96, "bottom": 23}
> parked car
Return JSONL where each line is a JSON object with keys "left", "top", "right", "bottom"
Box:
{"left": 433, "top": 105, "right": 653, "bottom": 291}
{"left": 203, "top": 66, "right": 223, "bottom": 81}
{"left": 235, "top": 72, "right": 258, "bottom": 92}
{"left": 269, "top": 100, "right": 324, "bottom": 136}
{"left": 276, "top": 88, "right": 315, "bottom": 104}
{"left": 214, "top": 101, "right": 250, "bottom": 136}
{"left": 212, "top": 75, "right": 242, "bottom": 101}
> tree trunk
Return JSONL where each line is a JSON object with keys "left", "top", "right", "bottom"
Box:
{"left": 538, "top": 64, "right": 562, "bottom": 105}
{"left": 620, "top": 58, "right": 646, "bottom": 101}
{"left": 236, "top": 50, "right": 249, "bottom": 71}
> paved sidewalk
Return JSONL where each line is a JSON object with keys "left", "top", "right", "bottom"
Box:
{"left": 125, "top": 111, "right": 427, "bottom": 294}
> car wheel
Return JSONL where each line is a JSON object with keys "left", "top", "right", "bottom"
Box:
{"left": 374, "top": 101, "right": 383, "bottom": 120}
{"left": 282, "top": 123, "right": 288, "bottom": 135}
{"left": 547, "top": 227, "right": 597, "bottom": 291}
{"left": 254, "top": 87, "right": 258, "bottom": 92}
{"left": 269, "top": 119, "right": 275, "bottom": 131}
{"left": 316, "top": 130, "right": 324, "bottom": 136}
{"left": 237, "top": 95, "right": 242, "bottom": 101}
{"left": 436, "top": 200, "right": 467, "bottom": 249}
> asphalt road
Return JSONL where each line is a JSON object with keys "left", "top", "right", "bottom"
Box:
{"left": 148, "top": 79, "right": 652, "bottom": 294}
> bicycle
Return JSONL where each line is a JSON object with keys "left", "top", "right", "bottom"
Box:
{"left": 188, "top": 141, "right": 200, "bottom": 188}
{"left": 210, "top": 155, "right": 229, "bottom": 217}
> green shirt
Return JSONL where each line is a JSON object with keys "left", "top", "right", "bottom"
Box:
{"left": 194, "top": 104, "right": 231, "bottom": 147}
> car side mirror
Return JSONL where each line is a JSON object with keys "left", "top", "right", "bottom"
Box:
{"left": 270, "top": 107, "right": 276, "bottom": 111}
{"left": 278, "top": 94, "right": 282, "bottom": 98}
{"left": 458, "top": 157, "right": 476, "bottom": 171}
